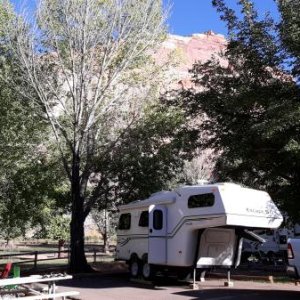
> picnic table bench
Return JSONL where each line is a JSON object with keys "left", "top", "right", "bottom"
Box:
{"left": 0, "top": 274, "right": 79, "bottom": 299}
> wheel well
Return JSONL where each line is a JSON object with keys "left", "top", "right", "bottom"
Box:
{"left": 130, "top": 253, "right": 139, "bottom": 261}
{"left": 141, "top": 253, "right": 148, "bottom": 262}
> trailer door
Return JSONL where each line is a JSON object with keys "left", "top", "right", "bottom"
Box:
{"left": 148, "top": 204, "right": 167, "bottom": 265}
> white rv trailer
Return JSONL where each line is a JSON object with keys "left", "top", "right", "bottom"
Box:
{"left": 115, "top": 183, "right": 283, "bottom": 279}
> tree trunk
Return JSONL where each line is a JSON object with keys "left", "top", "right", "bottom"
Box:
{"left": 58, "top": 239, "right": 65, "bottom": 259}
{"left": 103, "top": 208, "right": 109, "bottom": 253}
{"left": 69, "top": 155, "right": 93, "bottom": 273}
{"left": 103, "top": 232, "right": 109, "bottom": 254}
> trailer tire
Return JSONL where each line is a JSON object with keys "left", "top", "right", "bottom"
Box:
{"left": 142, "top": 261, "right": 155, "bottom": 280}
{"left": 129, "top": 256, "right": 140, "bottom": 278}
{"left": 141, "top": 255, "right": 155, "bottom": 280}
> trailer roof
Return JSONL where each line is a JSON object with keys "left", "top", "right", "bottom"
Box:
{"left": 118, "top": 183, "right": 244, "bottom": 211}
{"left": 118, "top": 190, "right": 177, "bottom": 211}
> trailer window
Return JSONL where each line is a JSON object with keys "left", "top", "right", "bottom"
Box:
{"left": 188, "top": 193, "right": 215, "bottom": 208}
{"left": 118, "top": 213, "right": 131, "bottom": 230}
{"left": 153, "top": 210, "right": 163, "bottom": 230}
{"left": 139, "top": 211, "right": 149, "bottom": 227}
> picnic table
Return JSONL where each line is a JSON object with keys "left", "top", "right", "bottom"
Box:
{"left": 0, "top": 274, "right": 79, "bottom": 299}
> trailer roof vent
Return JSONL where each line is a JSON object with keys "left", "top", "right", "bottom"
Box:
{"left": 196, "top": 180, "right": 210, "bottom": 185}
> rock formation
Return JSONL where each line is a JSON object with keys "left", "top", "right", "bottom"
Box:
{"left": 154, "top": 31, "right": 227, "bottom": 89}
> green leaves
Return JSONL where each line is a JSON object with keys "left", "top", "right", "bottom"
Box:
{"left": 278, "top": 0, "right": 300, "bottom": 80}
{"left": 40, "top": 213, "right": 70, "bottom": 241}
{"left": 171, "top": 0, "right": 300, "bottom": 220}
{"left": 90, "top": 104, "right": 198, "bottom": 204}
{"left": 0, "top": 2, "right": 67, "bottom": 239}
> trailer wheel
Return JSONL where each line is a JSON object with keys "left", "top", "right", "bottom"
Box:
{"left": 129, "top": 257, "right": 140, "bottom": 278}
{"left": 142, "top": 261, "right": 155, "bottom": 280}
{"left": 141, "top": 254, "right": 155, "bottom": 280}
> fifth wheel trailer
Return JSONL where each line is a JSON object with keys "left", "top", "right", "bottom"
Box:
{"left": 115, "top": 183, "right": 283, "bottom": 279}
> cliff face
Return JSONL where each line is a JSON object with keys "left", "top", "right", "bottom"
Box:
{"left": 154, "top": 31, "right": 227, "bottom": 89}
{"left": 153, "top": 32, "right": 227, "bottom": 182}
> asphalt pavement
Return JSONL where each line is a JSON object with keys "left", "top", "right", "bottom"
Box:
{"left": 53, "top": 273, "right": 300, "bottom": 300}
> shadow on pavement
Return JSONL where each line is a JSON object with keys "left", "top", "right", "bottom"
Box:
{"left": 56, "top": 273, "right": 300, "bottom": 300}
{"left": 173, "top": 288, "right": 300, "bottom": 300}
{"left": 57, "top": 273, "right": 189, "bottom": 290}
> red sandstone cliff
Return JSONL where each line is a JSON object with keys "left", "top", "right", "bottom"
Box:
{"left": 155, "top": 31, "right": 227, "bottom": 89}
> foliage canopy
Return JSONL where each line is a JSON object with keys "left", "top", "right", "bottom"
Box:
{"left": 168, "top": 0, "right": 300, "bottom": 220}
{"left": 0, "top": 0, "right": 175, "bottom": 272}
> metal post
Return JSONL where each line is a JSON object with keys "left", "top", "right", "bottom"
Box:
{"left": 34, "top": 251, "right": 38, "bottom": 269}
{"left": 193, "top": 268, "right": 196, "bottom": 284}
{"left": 190, "top": 268, "right": 198, "bottom": 289}
{"left": 225, "top": 269, "right": 234, "bottom": 287}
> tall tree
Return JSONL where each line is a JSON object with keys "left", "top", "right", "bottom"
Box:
{"left": 168, "top": 0, "right": 300, "bottom": 220}
{"left": 1, "top": 0, "right": 167, "bottom": 272}
{"left": 0, "top": 1, "right": 65, "bottom": 243}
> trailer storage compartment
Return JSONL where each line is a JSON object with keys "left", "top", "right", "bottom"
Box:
{"left": 197, "top": 228, "right": 236, "bottom": 267}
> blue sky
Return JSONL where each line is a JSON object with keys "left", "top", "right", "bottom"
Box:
{"left": 11, "top": 0, "right": 279, "bottom": 37}
{"left": 167, "top": 0, "right": 279, "bottom": 36}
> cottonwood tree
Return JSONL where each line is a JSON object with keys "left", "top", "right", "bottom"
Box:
{"left": 2, "top": 0, "right": 168, "bottom": 272}
{"left": 0, "top": 1, "right": 65, "bottom": 244}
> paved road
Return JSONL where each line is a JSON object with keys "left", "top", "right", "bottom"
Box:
{"left": 55, "top": 274, "right": 300, "bottom": 300}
